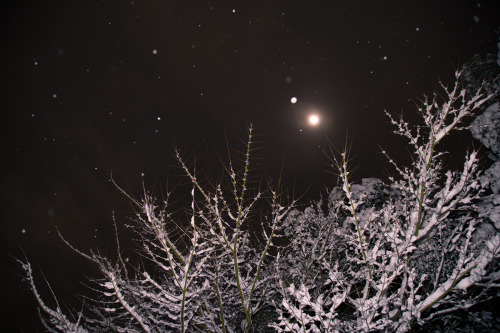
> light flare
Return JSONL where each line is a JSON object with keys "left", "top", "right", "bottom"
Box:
{"left": 308, "top": 114, "right": 320, "bottom": 126}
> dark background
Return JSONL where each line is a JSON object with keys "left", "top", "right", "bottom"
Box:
{"left": 1, "top": 1, "right": 499, "bottom": 331}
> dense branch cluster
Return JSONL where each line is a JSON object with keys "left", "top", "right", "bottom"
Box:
{"left": 21, "top": 70, "right": 500, "bottom": 332}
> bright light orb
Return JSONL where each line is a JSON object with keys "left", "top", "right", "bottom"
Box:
{"left": 290, "top": 97, "right": 297, "bottom": 104}
{"left": 308, "top": 114, "right": 320, "bottom": 126}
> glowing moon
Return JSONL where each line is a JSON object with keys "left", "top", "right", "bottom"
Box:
{"left": 308, "top": 114, "right": 320, "bottom": 126}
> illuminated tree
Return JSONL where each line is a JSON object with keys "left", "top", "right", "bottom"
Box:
{"left": 272, "top": 71, "right": 500, "bottom": 332}
{"left": 21, "top": 70, "right": 500, "bottom": 332}
{"left": 20, "top": 126, "right": 296, "bottom": 333}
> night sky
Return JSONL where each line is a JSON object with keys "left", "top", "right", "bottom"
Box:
{"left": 2, "top": 1, "right": 500, "bottom": 331}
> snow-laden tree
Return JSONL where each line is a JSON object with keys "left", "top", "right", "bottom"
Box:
{"left": 462, "top": 53, "right": 500, "bottom": 163}
{"left": 463, "top": 54, "right": 500, "bottom": 273}
{"left": 272, "top": 71, "right": 500, "bottom": 332}
{"left": 20, "top": 126, "right": 296, "bottom": 333}
{"left": 21, "top": 70, "right": 500, "bottom": 332}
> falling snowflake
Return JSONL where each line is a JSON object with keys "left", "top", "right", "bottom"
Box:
{"left": 290, "top": 97, "right": 297, "bottom": 104}
{"left": 152, "top": 49, "right": 157, "bottom": 54}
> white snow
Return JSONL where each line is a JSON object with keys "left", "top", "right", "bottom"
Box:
{"left": 470, "top": 102, "right": 500, "bottom": 160}
{"left": 480, "top": 162, "right": 500, "bottom": 194}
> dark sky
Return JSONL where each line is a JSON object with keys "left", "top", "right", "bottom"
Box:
{"left": 1, "top": 1, "right": 500, "bottom": 331}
